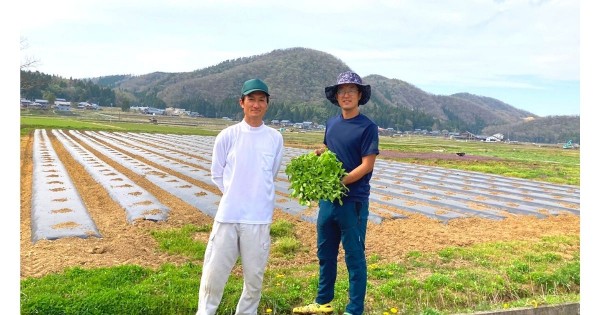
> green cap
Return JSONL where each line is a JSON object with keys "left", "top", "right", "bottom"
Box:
{"left": 241, "top": 79, "right": 269, "bottom": 96}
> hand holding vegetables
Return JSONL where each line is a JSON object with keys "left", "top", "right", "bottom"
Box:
{"left": 285, "top": 150, "right": 349, "bottom": 206}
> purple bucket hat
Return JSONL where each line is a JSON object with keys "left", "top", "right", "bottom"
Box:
{"left": 324, "top": 71, "right": 371, "bottom": 106}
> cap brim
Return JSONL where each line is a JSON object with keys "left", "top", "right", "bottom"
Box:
{"left": 243, "top": 89, "right": 270, "bottom": 96}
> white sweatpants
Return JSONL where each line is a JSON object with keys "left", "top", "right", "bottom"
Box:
{"left": 196, "top": 222, "right": 271, "bottom": 315}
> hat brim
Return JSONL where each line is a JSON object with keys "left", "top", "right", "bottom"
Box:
{"left": 243, "top": 88, "right": 270, "bottom": 96}
{"left": 324, "top": 84, "right": 371, "bottom": 106}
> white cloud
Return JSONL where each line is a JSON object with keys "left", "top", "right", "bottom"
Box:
{"left": 19, "top": 0, "right": 580, "bottom": 115}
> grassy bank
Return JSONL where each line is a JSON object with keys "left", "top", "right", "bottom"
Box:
{"left": 21, "top": 222, "right": 580, "bottom": 314}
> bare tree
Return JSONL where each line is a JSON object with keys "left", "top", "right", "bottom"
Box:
{"left": 20, "top": 37, "right": 42, "bottom": 95}
{"left": 20, "top": 36, "right": 40, "bottom": 70}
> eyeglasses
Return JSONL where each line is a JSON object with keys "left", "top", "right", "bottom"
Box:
{"left": 336, "top": 89, "right": 359, "bottom": 96}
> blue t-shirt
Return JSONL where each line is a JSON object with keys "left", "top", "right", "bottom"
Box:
{"left": 324, "top": 113, "right": 379, "bottom": 203}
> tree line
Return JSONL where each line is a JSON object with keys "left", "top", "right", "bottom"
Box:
{"left": 20, "top": 70, "right": 579, "bottom": 144}
{"left": 21, "top": 71, "right": 116, "bottom": 107}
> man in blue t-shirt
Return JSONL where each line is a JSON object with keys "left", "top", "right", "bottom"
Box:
{"left": 293, "top": 71, "right": 379, "bottom": 315}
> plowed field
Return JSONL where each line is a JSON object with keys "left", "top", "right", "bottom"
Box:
{"left": 20, "top": 131, "right": 580, "bottom": 279}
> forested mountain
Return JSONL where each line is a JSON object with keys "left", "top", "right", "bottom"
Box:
{"left": 20, "top": 47, "right": 579, "bottom": 144}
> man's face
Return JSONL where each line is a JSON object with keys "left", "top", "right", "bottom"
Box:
{"left": 335, "top": 83, "right": 361, "bottom": 109}
{"left": 241, "top": 91, "right": 269, "bottom": 119}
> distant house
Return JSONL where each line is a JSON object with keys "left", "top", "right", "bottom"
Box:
{"left": 492, "top": 133, "right": 504, "bottom": 141}
{"left": 55, "top": 98, "right": 71, "bottom": 107}
{"left": 77, "top": 102, "right": 99, "bottom": 110}
{"left": 453, "top": 131, "right": 479, "bottom": 141}
{"left": 485, "top": 134, "right": 504, "bottom": 142}
{"left": 34, "top": 99, "right": 49, "bottom": 106}
{"left": 20, "top": 99, "right": 32, "bottom": 107}
{"left": 162, "top": 107, "right": 193, "bottom": 116}
{"left": 146, "top": 107, "right": 165, "bottom": 115}
{"left": 56, "top": 104, "right": 71, "bottom": 111}
{"left": 31, "top": 99, "right": 50, "bottom": 109}
{"left": 22, "top": 99, "right": 50, "bottom": 109}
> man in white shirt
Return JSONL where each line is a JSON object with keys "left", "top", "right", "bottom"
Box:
{"left": 196, "top": 79, "right": 284, "bottom": 315}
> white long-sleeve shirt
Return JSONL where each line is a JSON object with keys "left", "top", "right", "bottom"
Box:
{"left": 210, "top": 120, "right": 284, "bottom": 224}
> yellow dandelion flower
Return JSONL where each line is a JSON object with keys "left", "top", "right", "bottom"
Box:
{"left": 266, "top": 308, "right": 272, "bottom": 313}
{"left": 390, "top": 307, "right": 398, "bottom": 313}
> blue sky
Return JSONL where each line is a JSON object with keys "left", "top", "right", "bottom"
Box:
{"left": 19, "top": 0, "right": 581, "bottom": 117}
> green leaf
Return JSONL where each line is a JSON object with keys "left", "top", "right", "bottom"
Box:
{"left": 285, "top": 150, "right": 349, "bottom": 205}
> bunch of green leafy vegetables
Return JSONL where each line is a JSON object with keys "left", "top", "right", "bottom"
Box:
{"left": 285, "top": 150, "right": 349, "bottom": 206}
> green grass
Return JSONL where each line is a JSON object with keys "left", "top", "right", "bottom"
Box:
{"left": 272, "top": 236, "right": 303, "bottom": 257}
{"left": 270, "top": 220, "right": 296, "bottom": 238}
{"left": 270, "top": 220, "right": 305, "bottom": 257}
{"left": 150, "top": 224, "right": 212, "bottom": 260}
{"left": 21, "top": 223, "right": 580, "bottom": 314}
{"left": 20, "top": 115, "right": 220, "bottom": 137}
{"left": 21, "top": 263, "right": 202, "bottom": 315}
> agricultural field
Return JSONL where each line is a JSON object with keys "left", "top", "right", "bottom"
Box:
{"left": 19, "top": 113, "right": 581, "bottom": 314}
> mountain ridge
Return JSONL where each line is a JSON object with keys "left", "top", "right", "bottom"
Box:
{"left": 89, "top": 47, "right": 578, "bottom": 143}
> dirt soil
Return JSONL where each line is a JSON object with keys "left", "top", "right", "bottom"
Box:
{"left": 20, "top": 134, "right": 580, "bottom": 279}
